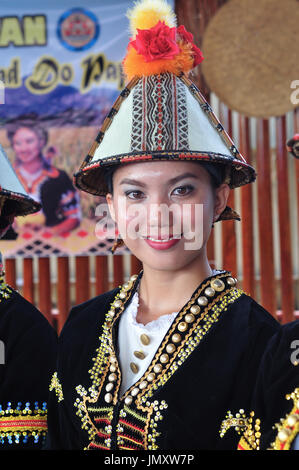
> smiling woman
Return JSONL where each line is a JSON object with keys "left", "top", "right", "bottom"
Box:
{"left": 46, "top": 0, "right": 281, "bottom": 451}
{"left": 0, "top": 144, "right": 57, "bottom": 449}
{"left": 105, "top": 160, "right": 229, "bottom": 307}
{"left": 6, "top": 120, "right": 81, "bottom": 236}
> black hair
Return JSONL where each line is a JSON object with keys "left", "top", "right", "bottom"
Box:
{"left": 0, "top": 199, "right": 17, "bottom": 229}
{"left": 103, "top": 161, "right": 226, "bottom": 195}
{"left": 6, "top": 121, "right": 48, "bottom": 148}
{"left": 103, "top": 166, "right": 118, "bottom": 194}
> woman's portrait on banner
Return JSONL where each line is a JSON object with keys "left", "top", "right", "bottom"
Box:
{"left": 6, "top": 119, "right": 82, "bottom": 237}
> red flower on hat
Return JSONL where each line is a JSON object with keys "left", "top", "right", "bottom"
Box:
{"left": 177, "top": 25, "right": 194, "bottom": 43}
{"left": 130, "top": 20, "right": 180, "bottom": 62}
{"left": 177, "top": 25, "right": 204, "bottom": 67}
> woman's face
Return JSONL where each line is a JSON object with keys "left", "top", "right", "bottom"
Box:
{"left": 106, "top": 161, "right": 229, "bottom": 272}
{"left": 12, "top": 127, "right": 43, "bottom": 164}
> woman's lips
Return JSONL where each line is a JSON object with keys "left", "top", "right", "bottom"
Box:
{"left": 142, "top": 234, "right": 182, "bottom": 250}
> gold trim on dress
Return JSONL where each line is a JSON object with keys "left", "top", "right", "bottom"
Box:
{"left": 0, "top": 402, "right": 48, "bottom": 445}
{"left": 74, "top": 270, "right": 246, "bottom": 450}
{"left": 270, "top": 387, "right": 299, "bottom": 450}
{"left": 49, "top": 372, "right": 64, "bottom": 403}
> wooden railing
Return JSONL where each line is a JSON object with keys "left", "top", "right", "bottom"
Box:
{"left": 5, "top": 254, "right": 143, "bottom": 334}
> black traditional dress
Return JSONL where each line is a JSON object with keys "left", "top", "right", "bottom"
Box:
{"left": 221, "top": 320, "right": 299, "bottom": 450}
{"left": 15, "top": 166, "right": 81, "bottom": 228}
{"left": 47, "top": 269, "right": 280, "bottom": 450}
{"left": 0, "top": 276, "right": 57, "bottom": 449}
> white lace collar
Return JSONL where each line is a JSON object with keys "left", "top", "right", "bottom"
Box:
{"left": 124, "top": 290, "right": 179, "bottom": 333}
{"left": 123, "top": 268, "right": 223, "bottom": 333}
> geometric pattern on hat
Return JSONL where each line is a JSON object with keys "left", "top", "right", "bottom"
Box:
{"left": 75, "top": 72, "right": 256, "bottom": 200}
{"left": 0, "top": 144, "right": 41, "bottom": 216}
{"left": 130, "top": 74, "right": 189, "bottom": 151}
{"left": 74, "top": 0, "right": 257, "bottom": 223}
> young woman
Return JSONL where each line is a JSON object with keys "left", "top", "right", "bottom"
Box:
{"left": 0, "top": 144, "right": 57, "bottom": 449}
{"left": 47, "top": 0, "right": 281, "bottom": 450}
{"left": 6, "top": 121, "right": 81, "bottom": 235}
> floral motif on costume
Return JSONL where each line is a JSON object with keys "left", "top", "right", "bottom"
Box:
{"left": 221, "top": 389, "right": 299, "bottom": 450}
{"left": 49, "top": 372, "right": 64, "bottom": 403}
{"left": 270, "top": 388, "right": 299, "bottom": 450}
{"left": 0, "top": 401, "right": 47, "bottom": 445}
{"left": 220, "top": 409, "right": 261, "bottom": 450}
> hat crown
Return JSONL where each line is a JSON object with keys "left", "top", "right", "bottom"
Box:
{"left": 93, "top": 72, "right": 237, "bottom": 163}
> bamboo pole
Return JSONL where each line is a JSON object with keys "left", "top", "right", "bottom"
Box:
{"left": 4, "top": 258, "right": 16, "bottom": 289}
{"left": 239, "top": 115, "right": 255, "bottom": 296}
{"left": 23, "top": 258, "right": 34, "bottom": 304}
{"left": 276, "top": 116, "right": 295, "bottom": 323}
{"left": 256, "top": 119, "right": 276, "bottom": 316}
{"left": 95, "top": 255, "right": 109, "bottom": 295}
{"left": 113, "top": 254, "right": 124, "bottom": 288}
{"left": 57, "top": 257, "right": 70, "bottom": 334}
{"left": 75, "top": 256, "right": 90, "bottom": 305}
{"left": 38, "top": 257, "right": 52, "bottom": 324}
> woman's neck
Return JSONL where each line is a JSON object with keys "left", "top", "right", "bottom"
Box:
{"left": 136, "top": 250, "right": 213, "bottom": 324}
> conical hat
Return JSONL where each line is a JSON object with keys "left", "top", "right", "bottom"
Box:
{"left": 0, "top": 144, "right": 41, "bottom": 216}
{"left": 74, "top": 0, "right": 256, "bottom": 221}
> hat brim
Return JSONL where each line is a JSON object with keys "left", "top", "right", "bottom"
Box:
{"left": 0, "top": 189, "right": 41, "bottom": 217}
{"left": 74, "top": 150, "right": 256, "bottom": 194}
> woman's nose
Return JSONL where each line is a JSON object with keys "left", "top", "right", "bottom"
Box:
{"left": 146, "top": 200, "right": 177, "bottom": 229}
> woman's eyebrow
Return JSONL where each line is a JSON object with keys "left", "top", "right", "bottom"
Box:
{"left": 119, "top": 172, "right": 198, "bottom": 187}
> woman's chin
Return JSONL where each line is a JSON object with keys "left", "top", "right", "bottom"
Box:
{"left": 127, "top": 247, "right": 202, "bottom": 273}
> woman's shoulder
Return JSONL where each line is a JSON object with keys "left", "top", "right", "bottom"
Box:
{"left": 229, "top": 290, "right": 280, "bottom": 330}
{"left": 220, "top": 290, "right": 281, "bottom": 355}
{"left": 0, "top": 285, "right": 56, "bottom": 334}
{"left": 262, "top": 319, "right": 299, "bottom": 362}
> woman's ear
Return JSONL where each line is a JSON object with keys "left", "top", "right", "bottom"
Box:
{"left": 106, "top": 193, "right": 116, "bottom": 222}
{"left": 213, "top": 184, "right": 230, "bottom": 222}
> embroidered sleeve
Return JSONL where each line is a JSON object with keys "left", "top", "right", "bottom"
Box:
{"left": 49, "top": 372, "right": 64, "bottom": 403}
{"left": 0, "top": 401, "right": 47, "bottom": 446}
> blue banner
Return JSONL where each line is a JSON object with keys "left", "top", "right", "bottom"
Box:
{"left": 0, "top": 0, "right": 132, "bottom": 257}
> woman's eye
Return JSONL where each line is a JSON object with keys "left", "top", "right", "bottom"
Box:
{"left": 172, "top": 185, "right": 194, "bottom": 196}
{"left": 124, "top": 190, "right": 144, "bottom": 200}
